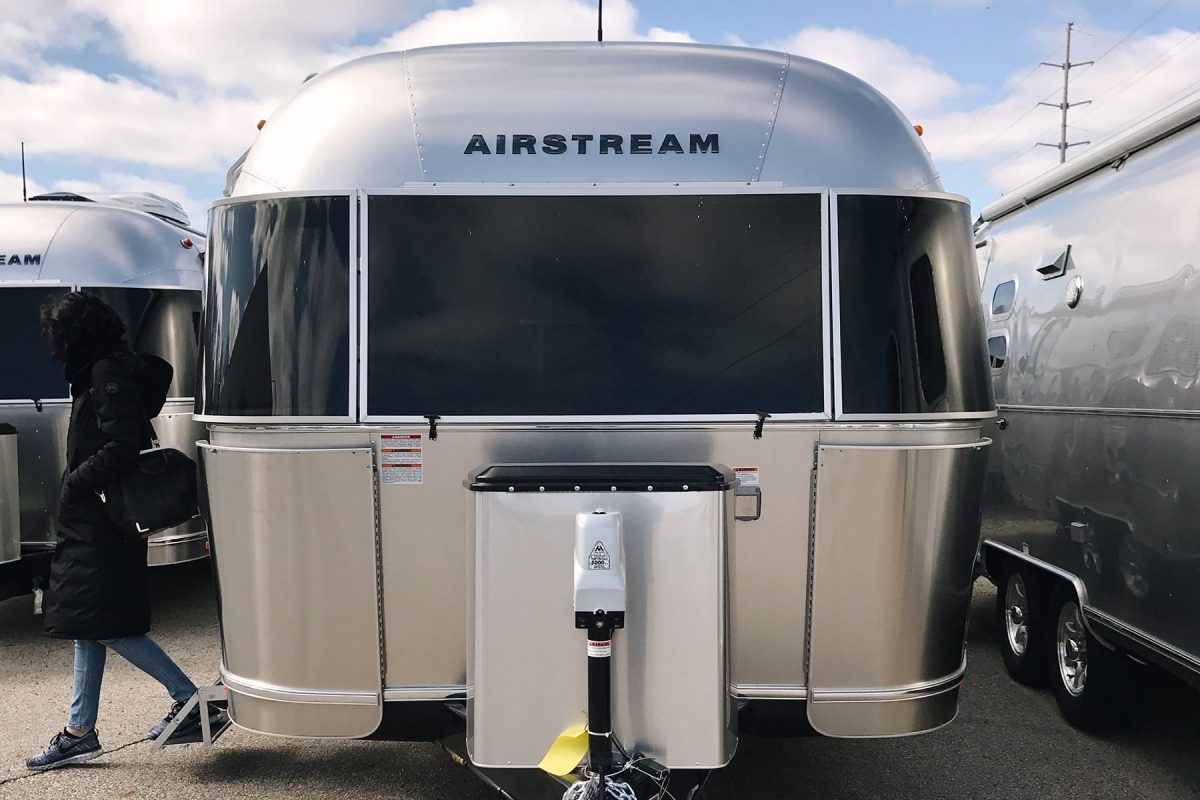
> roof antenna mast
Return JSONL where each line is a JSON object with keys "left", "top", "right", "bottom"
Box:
{"left": 21, "top": 141, "right": 27, "bottom": 202}
{"left": 597, "top": 0, "right": 603, "bottom": 42}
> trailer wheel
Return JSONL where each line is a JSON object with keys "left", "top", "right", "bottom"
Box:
{"left": 1045, "top": 585, "right": 1142, "bottom": 732}
{"left": 997, "top": 563, "right": 1046, "bottom": 685}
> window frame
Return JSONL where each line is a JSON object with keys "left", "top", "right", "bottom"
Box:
{"left": 195, "top": 190, "right": 358, "bottom": 424}
{"left": 359, "top": 184, "right": 832, "bottom": 424}
{"left": 989, "top": 277, "right": 1018, "bottom": 320}
{"left": 830, "top": 188, "right": 996, "bottom": 422}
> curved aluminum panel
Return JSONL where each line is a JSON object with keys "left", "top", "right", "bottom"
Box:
{"left": 199, "top": 444, "right": 383, "bottom": 738}
{"left": 807, "top": 440, "right": 989, "bottom": 737}
{"left": 231, "top": 42, "right": 938, "bottom": 194}
{"left": 979, "top": 110, "right": 1200, "bottom": 675}
{"left": 0, "top": 202, "right": 203, "bottom": 287}
{"left": 0, "top": 429, "right": 18, "bottom": 565}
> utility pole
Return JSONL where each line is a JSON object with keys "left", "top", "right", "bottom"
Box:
{"left": 1038, "top": 22, "right": 1093, "bottom": 164}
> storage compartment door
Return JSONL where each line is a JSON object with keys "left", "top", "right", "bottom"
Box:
{"left": 807, "top": 441, "right": 989, "bottom": 736}
{"left": 200, "top": 445, "right": 383, "bottom": 737}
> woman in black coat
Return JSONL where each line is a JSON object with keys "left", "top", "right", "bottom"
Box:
{"left": 26, "top": 292, "right": 204, "bottom": 771}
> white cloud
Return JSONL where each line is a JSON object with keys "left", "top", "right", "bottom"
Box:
{"left": 0, "top": 171, "right": 49, "bottom": 204}
{"left": 0, "top": 65, "right": 264, "bottom": 173}
{"left": 357, "top": 0, "right": 689, "bottom": 56}
{"left": 761, "top": 27, "right": 963, "bottom": 116}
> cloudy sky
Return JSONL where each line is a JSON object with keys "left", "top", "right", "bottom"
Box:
{"left": 3, "top": 0, "right": 1200, "bottom": 225}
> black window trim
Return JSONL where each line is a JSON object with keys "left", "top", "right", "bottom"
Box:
{"left": 358, "top": 186, "right": 833, "bottom": 424}
{"left": 831, "top": 189, "right": 997, "bottom": 422}
{"left": 195, "top": 190, "right": 359, "bottom": 424}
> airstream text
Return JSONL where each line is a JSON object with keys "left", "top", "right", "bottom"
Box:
{"left": 463, "top": 133, "right": 720, "bottom": 155}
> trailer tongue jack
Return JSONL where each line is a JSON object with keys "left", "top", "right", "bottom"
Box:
{"left": 569, "top": 510, "right": 631, "bottom": 800}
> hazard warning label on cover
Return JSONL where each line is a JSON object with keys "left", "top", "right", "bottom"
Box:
{"left": 379, "top": 434, "right": 422, "bottom": 485}
{"left": 588, "top": 541, "right": 611, "bottom": 570}
{"left": 734, "top": 466, "right": 760, "bottom": 486}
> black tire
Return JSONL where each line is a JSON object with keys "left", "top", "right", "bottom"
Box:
{"left": 996, "top": 562, "right": 1047, "bottom": 685}
{"left": 1044, "top": 584, "right": 1144, "bottom": 732}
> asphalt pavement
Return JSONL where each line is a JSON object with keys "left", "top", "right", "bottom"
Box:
{"left": 1, "top": 564, "right": 1197, "bottom": 800}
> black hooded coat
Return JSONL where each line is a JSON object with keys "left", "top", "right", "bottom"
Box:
{"left": 43, "top": 340, "right": 173, "bottom": 640}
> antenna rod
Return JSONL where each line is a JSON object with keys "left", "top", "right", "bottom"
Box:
{"left": 21, "top": 141, "right": 27, "bottom": 202}
{"left": 597, "top": 0, "right": 603, "bottom": 42}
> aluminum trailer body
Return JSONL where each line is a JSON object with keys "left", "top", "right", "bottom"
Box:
{"left": 976, "top": 93, "right": 1200, "bottom": 728}
{"left": 200, "top": 42, "right": 993, "bottom": 785}
{"left": 0, "top": 194, "right": 207, "bottom": 597}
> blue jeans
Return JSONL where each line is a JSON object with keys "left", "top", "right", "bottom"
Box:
{"left": 67, "top": 637, "right": 197, "bottom": 731}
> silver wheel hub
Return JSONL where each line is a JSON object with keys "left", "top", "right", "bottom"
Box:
{"left": 1005, "top": 573, "right": 1029, "bottom": 657}
{"left": 1056, "top": 600, "right": 1088, "bottom": 697}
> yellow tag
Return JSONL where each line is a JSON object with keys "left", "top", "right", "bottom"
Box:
{"left": 538, "top": 722, "right": 588, "bottom": 776}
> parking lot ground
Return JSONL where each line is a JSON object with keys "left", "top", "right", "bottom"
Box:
{"left": 2, "top": 564, "right": 1198, "bottom": 800}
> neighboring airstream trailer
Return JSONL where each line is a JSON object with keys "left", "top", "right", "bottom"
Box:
{"left": 977, "top": 93, "right": 1200, "bottom": 730}
{"left": 199, "top": 42, "right": 992, "bottom": 794}
{"left": 0, "top": 193, "right": 207, "bottom": 600}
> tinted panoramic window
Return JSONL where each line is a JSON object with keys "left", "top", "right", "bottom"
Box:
{"left": 991, "top": 280, "right": 1016, "bottom": 317}
{"left": 0, "top": 287, "right": 70, "bottom": 401}
{"left": 201, "top": 196, "right": 350, "bottom": 416}
{"left": 367, "top": 194, "right": 824, "bottom": 416}
{"left": 837, "top": 195, "right": 992, "bottom": 414}
{"left": 84, "top": 288, "right": 200, "bottom": 397}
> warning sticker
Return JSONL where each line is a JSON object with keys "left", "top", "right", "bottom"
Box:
{"left": 380, "top": 434, "right": 423, "bottom": 485}
{"left": 587, "top": 641, "right": 612, "bottom": 658}
{"left": 734, "top": 466, "right": 760, "bottom": 487}
{"left": 588, "top": 541, "right": 611, "bottom": 570}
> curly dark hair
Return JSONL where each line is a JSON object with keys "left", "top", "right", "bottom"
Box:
{"left": 39, "top": 291, "right": 127, "bottom": 362}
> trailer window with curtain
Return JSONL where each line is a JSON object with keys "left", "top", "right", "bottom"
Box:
{"left": 83, "top": 288, "right": 201, "bottom": 398}
{"left": 365, "top": 193, "right": 825, "bottom": 417}
{"left": 0, "top": 286, "right": 71, "bottom": 402}
{"left": 836, "top": 194, "right": 992, "bottom": 414}
{"left": 201, "top": 196, "right": 351, "bottom": 417}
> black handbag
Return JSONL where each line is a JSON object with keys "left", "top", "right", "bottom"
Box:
{"left": 100, "top": 441, "right": 200, "bottom": 540}
{"left": 97, "top": 354, "right": 200, "bottom": 540}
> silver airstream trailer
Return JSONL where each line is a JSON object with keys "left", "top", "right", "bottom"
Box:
{"left": 0, "top": 193, "right": 207, "bottom": 601}
{"left": 977, "top": 93, "right": 1200, "bottom": 730}
{"left": 199, "top": 42, "right": 992, "bottom": 794}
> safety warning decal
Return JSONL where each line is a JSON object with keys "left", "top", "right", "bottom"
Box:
{"left": 734, "top": 466, "right": 760, "bottom": 487}
{"left": 587, "top": 641, "right": 612, "bottom": 658}
{"left": 379, "top": 434, "right": 423, "bottom": 485}
{"left": 588, "top": 541, "right": 611, "bottom": 570}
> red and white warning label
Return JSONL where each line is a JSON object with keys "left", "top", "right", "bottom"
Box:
{"left": 380, "top": 434, "right": 423, "bottom": 485}
{"left": 734, "top": 466, "right": 760, "bottom": 487}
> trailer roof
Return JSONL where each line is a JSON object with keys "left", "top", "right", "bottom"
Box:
{"left": 980, "top": 90, "right": 1200, "bottom": 224}
{"left": 228, "top": 42, "right": 942, "bottom": 196}
{"left": 0, "top": 201, "right": 204, "bottom": 288}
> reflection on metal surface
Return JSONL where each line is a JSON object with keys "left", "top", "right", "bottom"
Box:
{"left": 200, "top": 444, "right": 382, "bottom": 738}
{"left": 0, "top": 428, "right": 18, "bottom": 565}
{"left": 979, "top": 103, "right": 1200, "bottom": 679}
{"left": 807, "top": 440, "right": 989, "bottom": 737}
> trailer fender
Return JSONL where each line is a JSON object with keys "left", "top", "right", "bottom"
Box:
{"left": 980, "top": 540, "right": 1115, "bottom": 650}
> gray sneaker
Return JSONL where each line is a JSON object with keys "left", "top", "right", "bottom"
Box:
{"left": 26, "top": 729, "right": 102, "bottom": 771}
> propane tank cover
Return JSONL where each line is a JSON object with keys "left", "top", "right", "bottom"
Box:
{"left": 574, "top": 510, "right": 626, "bottom": 614}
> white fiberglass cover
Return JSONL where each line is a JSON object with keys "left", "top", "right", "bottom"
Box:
{"left": 229, "top": 42, "right": 940, "bottom": 193}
